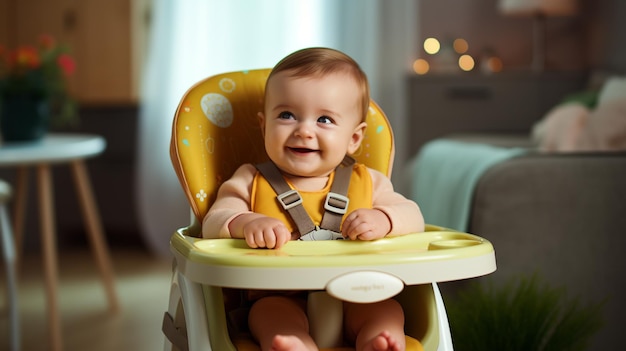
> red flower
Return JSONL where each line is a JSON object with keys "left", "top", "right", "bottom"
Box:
{"left": 57, "top": 53, "right": 76, "bottom": 76}
{"left": 13, "top": 46, "right": 41, "bottom": 69}
{"left": 38, "top": 34, "right": 56, "bottom": 51}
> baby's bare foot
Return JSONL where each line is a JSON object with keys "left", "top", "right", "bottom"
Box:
{"left": 269, "top": 335, "right": 311, "bottom": 351}
{"left": 367, "top": 331, "right": 404, "bottom": 351}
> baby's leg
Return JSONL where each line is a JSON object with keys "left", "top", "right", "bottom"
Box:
{"left": 344, "top": 299, "right": 406, "bottom": 351}
{"left": 249, "top": 296, "right": 318, "bottom": 351}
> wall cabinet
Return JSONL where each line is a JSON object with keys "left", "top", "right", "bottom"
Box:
{"left": 1, "top": 0, "right": 150, "bottom": 105}
{"left": 405, "top": 71, "right": 587, "bottom": 156}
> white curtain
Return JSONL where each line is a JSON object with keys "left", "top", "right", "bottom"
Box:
{"left": 137, "top": 0, "right": 419, "bottom": 257}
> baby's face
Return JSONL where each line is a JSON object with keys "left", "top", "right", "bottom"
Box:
{"left": 259, "top": 70, "right": 366, "bottom": 178}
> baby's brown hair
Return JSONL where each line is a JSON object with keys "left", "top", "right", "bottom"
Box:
{"left": 266, "top": 47, "right": 370, "bottom": 122}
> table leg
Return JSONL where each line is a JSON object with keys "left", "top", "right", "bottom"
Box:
{"left": 13, "top": 166, "right": 29, "bottom": 267}
{"left": 38, "top": 165, "right": 62, "bottom": 351}
{"left": 70, "top": 160, "right": 120, "bottom": 313}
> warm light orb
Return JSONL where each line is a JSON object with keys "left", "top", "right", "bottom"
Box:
{"left": 453, "top": 38, "right": 469, "bottom": 54}
{"left": 486, "top": 57, "right": 503, "bottom": 72}
{"left": 459, "top": 54, "right": 475, "bottom": 71}
{"left": 413, "top": 59, "right": 430, "bottom": 75}
{"left": 423, "top": 38, "right": 440, "bottom": 55}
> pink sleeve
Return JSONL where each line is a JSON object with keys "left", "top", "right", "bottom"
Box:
{"left": 369, "top": 168, "right": 425, "bottom": 235}
{"left": 202, "top": 164, "right": 256, "bottom": 239}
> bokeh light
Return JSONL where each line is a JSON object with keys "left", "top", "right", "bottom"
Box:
{"left": 453, "top": 38, "right": 469, "bottom": 54}
{"left": 485, "top": 57, "right": 504, "bottom": 72}
{"left": 459, "top": 54, "right": 475, "bottom": 71}
{"left": 423, "top": 38, "right": 440, "bottom": 55}
{"left": 413, "top": 59, "right": 430, "bottom": 75}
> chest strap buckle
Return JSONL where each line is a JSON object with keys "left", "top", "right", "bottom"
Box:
{"left": 277, "top": 189, "right": 303, "bottom": 210}
{"left": 299, "top": 226, "right": 344, "bottom": 241}
{"left": 324, "top": 192, "right": 349, "bottom": 215}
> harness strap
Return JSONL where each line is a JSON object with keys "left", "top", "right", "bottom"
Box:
{"left": 255, "top": 162, "right": 316, "bottom": 236}
{"left": 320, "top": 156, "right": 355, "bottom": 232}
{"left": 255, "top": 156, "right": 355, "bottom": 237}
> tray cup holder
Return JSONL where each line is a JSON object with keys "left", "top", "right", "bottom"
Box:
{"left": 428, "top": 239, "right": 482, "bottom": 251}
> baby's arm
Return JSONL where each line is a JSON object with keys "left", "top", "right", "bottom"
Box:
{"left": 203, "top": 164, "right": 256, "bottom": 239}
{"left": 229, "top": 213, "right": 291, "bottom": 249}
{"left": 203, "top": 164, "right": 292, "bottom": 249}
{"left": 342, "top": 168, "right": 424, "bottom": 241}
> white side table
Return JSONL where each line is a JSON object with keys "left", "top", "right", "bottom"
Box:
{"left": 0, "top": 133, "right": 120, "bottom": 351}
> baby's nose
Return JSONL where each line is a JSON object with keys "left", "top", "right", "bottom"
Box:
{"left": 294, "top": 122, "right": 314, "bottom": 137}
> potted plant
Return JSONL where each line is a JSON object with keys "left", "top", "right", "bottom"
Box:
{"left": 0, "top": 34, "right": 77, "bottom": 142}
{"left": 446, "top": 274, "right": 605, "bottom": 351}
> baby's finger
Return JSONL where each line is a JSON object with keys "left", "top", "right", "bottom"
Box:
{"left": 244, "top": 232, "right": 259, "bottom": 248}
{"left": 253, "top": 231, "right": 268, "bottom": 248}
{"left": 345, "top": 222, "right": 365, "bottom": 240}
{"left": 341, "top": 213, "right": 359, "bottom": 238}
{"left": 273, "top": 226, "right": 292, "bottom": 249}
{"left": 263, "top": 229, "right": 277, "bottom": 249}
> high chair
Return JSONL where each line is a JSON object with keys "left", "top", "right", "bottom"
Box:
{"left": 163, "top": 69, "right": 496, "bottom": 351}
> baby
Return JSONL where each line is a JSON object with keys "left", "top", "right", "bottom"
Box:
{"left": 204, "top": 47, "right": 425, "bottom": 351}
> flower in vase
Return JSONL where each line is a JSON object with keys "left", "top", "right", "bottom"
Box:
{"left": 0, "top": 34, "right": 78, "bottom": 127}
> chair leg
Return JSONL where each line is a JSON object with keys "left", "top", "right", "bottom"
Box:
{"left": 1, "top": 203, "right": 20, "bottom": 351}
{"left": 432, "top": 283, "right": 454, "bottom": 351}
{"left": 12, "top": 167, "right": 28, "bottom": 272}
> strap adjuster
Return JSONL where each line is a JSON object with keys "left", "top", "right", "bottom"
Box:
{"left": 277, "top": 190, "right": 303, "bottom": 210}
{"left": 324, "top": 192, "right": 349, "bottom": 215}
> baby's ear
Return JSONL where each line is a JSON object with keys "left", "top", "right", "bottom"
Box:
{"left": 348, "top": 122, "right": 367, "bottom": 154}
{"left": 258, "top": 112, "right": 266, "bottom": 136}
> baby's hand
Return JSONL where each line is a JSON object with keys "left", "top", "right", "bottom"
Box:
{"left": 341, "top": 208, "right": 391, "bottom": 241}
{"left": 237, "top": 215, "right": 291, "bottom": 249}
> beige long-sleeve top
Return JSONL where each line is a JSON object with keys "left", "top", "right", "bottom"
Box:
{"left": 202, "top": 163, "right": 424, "bottom": 239}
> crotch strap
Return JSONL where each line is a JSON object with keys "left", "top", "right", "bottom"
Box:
{"left": 255, "top": 156, "right": 355, "bottom": 238}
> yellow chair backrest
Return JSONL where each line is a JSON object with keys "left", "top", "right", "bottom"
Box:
{"left": 170, "top": 69, "right": 395, "bottom": 226}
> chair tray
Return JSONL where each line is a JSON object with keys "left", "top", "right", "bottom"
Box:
{"left": 171, "top": 230, "right": 496, "bottom": 291}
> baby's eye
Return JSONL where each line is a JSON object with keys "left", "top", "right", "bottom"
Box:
{"left": 278, "top": 111, "right": 295, "bottom": 120}
{"left": 317, "top": 116, "right": 334, "bottom": 124}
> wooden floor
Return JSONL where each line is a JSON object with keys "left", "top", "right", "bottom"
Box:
{"left": 0, "top": 246, "right": 172, "bottom": 351}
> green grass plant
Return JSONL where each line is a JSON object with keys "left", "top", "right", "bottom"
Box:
{"left": 446, "top": 274, "right": 605, "bottom": 351}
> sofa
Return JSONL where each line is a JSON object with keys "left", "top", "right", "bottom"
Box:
{"left": 405, "top": 70, "right": 626, "bottom": 349}
{"left": 407, "top": 132, "right": 626, "bottom": 350}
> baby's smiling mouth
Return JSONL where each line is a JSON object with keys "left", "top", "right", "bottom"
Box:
{"left": 289, "top": 147, "right": 318, "bottom": 154}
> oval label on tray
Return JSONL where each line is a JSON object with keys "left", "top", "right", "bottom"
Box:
{"left": 326, "top": 271, "right": 404, "bottom": 303}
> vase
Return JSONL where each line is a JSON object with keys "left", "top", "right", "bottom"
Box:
{"left": 0, "top": 92, "right": 50, "bottom": 142}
